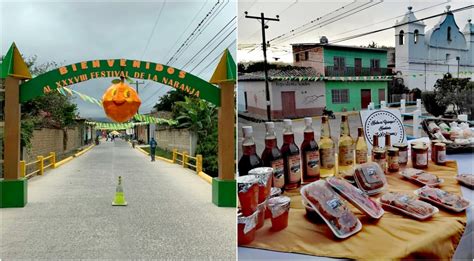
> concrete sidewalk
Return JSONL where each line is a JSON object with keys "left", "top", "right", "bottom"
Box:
{"left": 0, "top": 140, "right": 236, "bottom": 259}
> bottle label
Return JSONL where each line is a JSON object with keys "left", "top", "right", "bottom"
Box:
{"left": 271, "top": 159, "right": 285, "bottom": 188}
{"left": 399, "top": 151, "right": 408, "bottom": 164}
{"left": 416, "top": 153, "right": 428, "bottom": 166}
{"left": 388, "top": 156, "right": 399, "bottom": 171}
{"left": 355, "top": 149, "right": 368, "bottom": 164}
{"left": 374, "top": 158, "right": 387, "bottom": 171}
{"left": 287, "top": 154, "right": 301, "bottom": 183}
{"left": 339, "top": 145, "right": 354, "bottom": 165}
{"left": 305, "top": 150, "right": 320, "bottom": 177}
{"left": 437, "top": 150, "right": 446, "bottom": 163}
{"left": 320, "top": 148, "right": 335, "bottom": 169}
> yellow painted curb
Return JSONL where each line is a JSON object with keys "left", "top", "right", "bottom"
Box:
{"left": 136, "top": 146, "right": 149, "bottom": 155}
{"left": 198, "top": 171, "right": 213, "bottom": 184}
{"left": 54, "top": 156, "right": 74, "bottom": 168}
{"left": 157, "top": 156, "right": 173, "bottom": 163}
{"left": 74, "top": 144, "right": 94, "bottom": 157}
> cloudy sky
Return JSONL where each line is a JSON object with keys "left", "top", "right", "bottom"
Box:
{"left": 1, "top": 0, "right": 236, "bottom": 119}
{"left": 238, "top": 0, "right": 473, "bottom": 62}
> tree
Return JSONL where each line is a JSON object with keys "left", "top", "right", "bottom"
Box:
{"left": 153, "top": 90, "right": 186, "bottom": 111}
{"left": 434, "top": 73, "right": 472, "bottom": 116}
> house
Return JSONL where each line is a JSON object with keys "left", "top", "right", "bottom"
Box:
{"left": 395, "top": 6, "right": 474, "bottom": 91}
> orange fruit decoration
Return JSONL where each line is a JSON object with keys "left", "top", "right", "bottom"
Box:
{"left": 102, "top": 81, "right": 141, "bottom": 123}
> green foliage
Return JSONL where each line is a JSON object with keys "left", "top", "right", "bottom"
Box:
{"left": 421, "top": 91, "right": 446, "bottom": 117}
{"left": 153, "top": 90, "right": 186, "bottom": 111}
{"left": 434, "top": 74, "right": 472, "bottom": 116}
{"left": 20, "top": 117, "right": 38, "bottom": 149}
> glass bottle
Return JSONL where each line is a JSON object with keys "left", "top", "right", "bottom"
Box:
{"left": 355, "top": 127, "right": 368, "bottom": 164}
{"left": 261, "top": 122, "right": 285, "bottom": 189}
{"left": 300, "top": 117, "right": 320, "bottom": 184}
{"left": 338, "top": 114, "right": 354, "bottom": 172}
{"left": 371, "top": 134, "right": 379, "bottom": 161}
{"left": 280, "top": 119, "right": 301, "bottom": 190}
{"left": 238, "top": 126, "right": 263, "bottom": 176}
{"left": 384, "top": 133, "right": 392, "bottom": 154}
{"left": 319, "top": 116, "right": 335, "bottom": 177}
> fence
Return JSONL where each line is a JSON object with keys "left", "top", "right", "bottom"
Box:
{"left": 20, "top": 152, "right": 56, "bottom": 179}
{"left": 172, "top": 149, "right": 203, "bottom": 174}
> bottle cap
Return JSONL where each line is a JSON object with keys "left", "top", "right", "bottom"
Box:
{"left": 304, "top": 117, "right": 312, "bottom": 126}
{"left": 265, "top": 122, "right": 275, "bottom": 130}
{"left": 283, "top": 119, "right": 292, "bottom": 127}
{"left": 242, "top": 126, "right": 253, "bottom": 136}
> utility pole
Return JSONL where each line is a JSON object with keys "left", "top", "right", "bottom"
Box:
{"left": 131, "top": 80, "right": 145, "bottom": 113}
{"left": 424, "top": 63, "right": 426, "bottom": 91}
{"left": 456, "top": 56, "right": 460, "bottom": 77}
{"left": 245, "top": 12, "right": 279, "bottom": 121}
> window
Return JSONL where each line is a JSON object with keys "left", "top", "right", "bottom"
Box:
{"left": 331, "top": 89, "right": 349, "bottom": 104}
{"left": 304, "top": 51, "right": 309, "bottom": 61}
{"left": 370, "top": 59, "right": 380, "bottom": 69}
{"left": 295, "top": 53, "right": 300, "bottom": 62}
{"left": 399, "top": 30, "right": 404, "bottom": 45}
{"left": 414, "top": 29, "right": 419, "bottom": 44}
{"left": 446, "top": 53, "right": 451, "bottom": 61}
{"left": 333, "top": 57, "right": 345, "bottom": 71}
{"left": 447, "top": 26, "right": 452, "bottom": 41}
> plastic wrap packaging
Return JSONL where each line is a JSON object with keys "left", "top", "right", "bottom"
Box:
{"left": 415, "top": 186, "right": 471, "bottom": 212}
{"left": 267, "top": 196, "right": 291, "bottom": 231}
{"left": 401, "top": 168, "right": 444, "bottom": 187}
{"left": 238, "top": 210, "right": 259, "bottom": 245}
{"left": 353, "top": 162, "right": 387, "bottom": 195}
{"left": 248, "top": 167, "right": 273, "bottom": 203}
{"left": 237, "top": 175, "right": 259, "bottom": 216}
{"left": 256, "top": 201, "right": 267, "bottom": 229}
{"left": 300, "top": 180, "right": 362, "bottom": 238}
{"left": 380, "top": 192, "right": 438, "bottom": 220}
{"left": 327, "top": 177, "right": 384, "bottom": 219}
{"left": 456, "top": 174, "right": 474, "bottom": 188}
{"left": 265, "top": 187, "right": 283, "bottom": 219}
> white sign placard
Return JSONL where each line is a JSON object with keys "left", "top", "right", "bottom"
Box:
{"left": 360, "top": 109, "right": 407, "bottom": 153}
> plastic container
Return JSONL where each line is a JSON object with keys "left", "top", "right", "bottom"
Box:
{"left": 327, "top": 177, "right": 384, "bottom": 219}
{"left": 415, "top": 186, "right": 471, "bottom": 212}
{"left": 300, "top": 180, "right": 362, "bottom": 239}
{"left": 380, "top": 191, "right": 438, "bottom": 220}
{"left": 256, "top": 201, "right": 266, "bottom": 229}
{"left": 265, "top": 187, "right": 282, "bottom": 219}
{"left": 237, "top": 175, "right": 259, "bottom": 216}
{"left": 353, "top": 162, "right": 387, "bottom": 195}
{"left": 302, "top": 199, "right": 321, "bottom": 222}
{"left": 248, "top": 167, "right": 273, "bottom": 203}
{"left": 401, "top": 168, "right": 444, "bottom": 187}
{"left": 267, "top": 196, "right": 291, "bottom": 231}
{"left": 456, "top": 174, "right": 474, "bottom": 188}
{"left": 238, "top": 210, "right": 259, "bottom": 245}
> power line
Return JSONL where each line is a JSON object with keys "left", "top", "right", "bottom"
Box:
{"left": 140, "top": 0, "right": 167, "bottom": 59}
{"left": 196, "top": 40, "right": 236, "bottom": 75}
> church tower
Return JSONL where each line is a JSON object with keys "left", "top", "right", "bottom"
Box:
{"left": 395, "top": 6, "right": 427, "bottom": 68}
{"left": 463, "top": 19, "right": 474, "bottom": 65}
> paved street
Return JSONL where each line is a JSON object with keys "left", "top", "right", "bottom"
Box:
{"left": 0, "top": 140, "right": 235, "bottom": 259}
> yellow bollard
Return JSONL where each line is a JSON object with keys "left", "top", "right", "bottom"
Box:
{"left": 182, "top": 151, "right": 188, "bottom": 168}
{"left": 196, "top": 154, "right": 203, "bottom": 173}
{"left": 37, "top": 156, "right": 44, "bottom": 175}
{"left": 172, "top": 149, "right": 177, "bottom": 163}
{"left": 19, "top": 160, "right": 26, "bottom": 178}
{"left": 50, "top": 152, "right": 56, "bottom": 168}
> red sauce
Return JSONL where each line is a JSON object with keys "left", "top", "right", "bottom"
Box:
{"left": 238, "top": 222, "right": 256, "bottom": 245}
{"left": 256, "top": 203, "right": 266, "bottom": 229}
{"left": 238, "top": 183, "right": 259, "bottom": 216}
{"left": 271, "top": 210, "right": 289, "bottom": 231}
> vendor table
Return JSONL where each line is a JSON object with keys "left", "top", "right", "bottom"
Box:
{"left": 239, "top": 138, "right": 473, "bottom": 260}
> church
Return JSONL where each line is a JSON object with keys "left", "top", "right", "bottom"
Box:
{"left": 395, "top": 6, "right": 473, "bottom": 91}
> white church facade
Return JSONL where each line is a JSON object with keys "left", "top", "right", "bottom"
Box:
{"left": 395, "top": 6, "right": 473, "bottom": 91}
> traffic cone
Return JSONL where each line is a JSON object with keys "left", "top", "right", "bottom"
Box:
{"left": 112, "top": 176, "right": 127, "bottom": 206}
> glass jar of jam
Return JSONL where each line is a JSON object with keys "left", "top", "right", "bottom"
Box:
{"left": 387, "top": 148, "right": 400, "bottom": 173}
{"left": 237, "top": 176, "right": 259, "bottom": 216}
{"left": 372, "top": 148, "right": 387, "bottom": 172}
{"left": 248, "top": 167, "right": 273, "bottom": 204}
{"left": 412, "top": 144, "right": 428, "bottom": 169}
{"left": 265, "top": 187, "right": 282, "bottom": 219}
{"left": 434, "top": 143, "right": 446, "bottom": 165}
{"left": 256, "top": 201, "right": 266, "bottom": 229}
{"left": 268, "top": 196, "right": 291, "bottom": 231}
{"left": 238, "top": 210, "right": 258, "bottom": 245}
{"left": 430, "top": 140, "right": 441, "bottom": 162}
{"left": 393, "top": 143, "right": 408, "bottom": 165}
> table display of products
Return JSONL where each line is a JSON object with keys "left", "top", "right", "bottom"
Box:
{"left": 422, "top": 119, "right": 474, "bottom": 153}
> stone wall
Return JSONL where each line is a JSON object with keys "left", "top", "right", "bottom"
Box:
{"left": 154, "top": 128, "right": 197, "bottom": 156}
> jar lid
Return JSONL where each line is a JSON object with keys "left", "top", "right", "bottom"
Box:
{"left": 269, "top": 187, "right": 282, "bottom": 198}
{"left": 393, "top": 143, "right": 407, "bottom": 148}
{"left": 237, "top": 175, "right": 259, "bottom": 193}
{"left": 373, "top": 148, "right": 386, "bottom": 154}
{"left": 387, "top": 147, "right": 399, "bottom": 155}
{"left": 434, "top": 142, "right": 446, "bottom": 147}
{"left": 412, "top": 144, "right": 427, "bottom": 150}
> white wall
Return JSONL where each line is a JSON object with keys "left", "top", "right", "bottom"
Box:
{"left": 271, "top": 81, "right": 326, "bottom": 110}
{"left": 238, "top": 81, "right": 267, "bottom": 111}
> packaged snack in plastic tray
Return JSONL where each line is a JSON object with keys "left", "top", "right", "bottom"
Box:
{"left": 327, "top": 177, "right": 384, "bottom": 219}
{"left": 302, "top": 198, "right": 321, "bottom": 222}
{"left": 300, "top": 180, "right": 362, "bottom": 238}
{"left": 401, "top": 168, "right": 444, "bottom": 187}
{"left": 353, "top": 162, "right": 387, "bottom": 195}
{"left": 380, "top": 191, "right": 438, "bottom": 220}
{"left": 415, "top": 186, "right": 471, "bottom": 212}
{"left": 456, "top": 174, "right": 474, "bottom": 188}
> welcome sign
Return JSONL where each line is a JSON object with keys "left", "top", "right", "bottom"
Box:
{"left": 360, "top": 109, "right": 406, "bottom": 153}
{"left": 19, "top": 59, "right": 221, "bottom": 106}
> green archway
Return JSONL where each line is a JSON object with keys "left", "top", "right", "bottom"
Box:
{"left": 19, "top": 59, "right": 221, "bottom": 106}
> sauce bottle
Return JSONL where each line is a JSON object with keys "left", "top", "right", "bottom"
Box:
{"left": 319, "top": 116, "right": 335, "bottom": 177}
{"left": 280, "top": 119, "right": 301, "bottom": 190}
{"left": 338, "top": 114, "right": 354, "bottom": 172}
{"left": 238, "top": 126, "right": 263, "bottom": 176}
{"left": 371, "top": 134, "right": 379, "bottom": 161}
{"left": 261, "top": 122, "right": 285, "bottom": 189}
{"left": 300, "top": 117, "right": 320, "bottom": 184}
{"left": 355, "top": 127, "right": 368, "bottom": 164}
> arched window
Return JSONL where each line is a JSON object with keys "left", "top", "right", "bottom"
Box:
{"left": 414, "top": 29, "right": 419, "bottom": 44}
{"left": 447, "top": 27, "right": 452, "bottom": 41}
{"left": 399, "top": 30, "right": 405, "bottom": 45}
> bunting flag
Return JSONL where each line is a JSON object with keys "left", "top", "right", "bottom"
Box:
{"left": 133, "top": 114, "right": 177, "bottom": 126}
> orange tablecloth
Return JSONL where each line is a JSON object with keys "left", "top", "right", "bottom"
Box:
{"left": 244, "top": 161, "right": 467, "bottom": 260}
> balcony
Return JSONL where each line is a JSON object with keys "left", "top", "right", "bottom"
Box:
{"left": 325, "top": 66, "right": 389, "bottom": 77}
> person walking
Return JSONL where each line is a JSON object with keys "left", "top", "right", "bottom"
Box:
{"left": 149, "top": 138, "right": 157, "bottom": 162}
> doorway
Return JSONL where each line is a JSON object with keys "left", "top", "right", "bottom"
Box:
{"left": 281, "top": 91, "right": 296, "bottom": 118}
{"left": 361, "top": 89, "right": 371, "bottom": 109}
